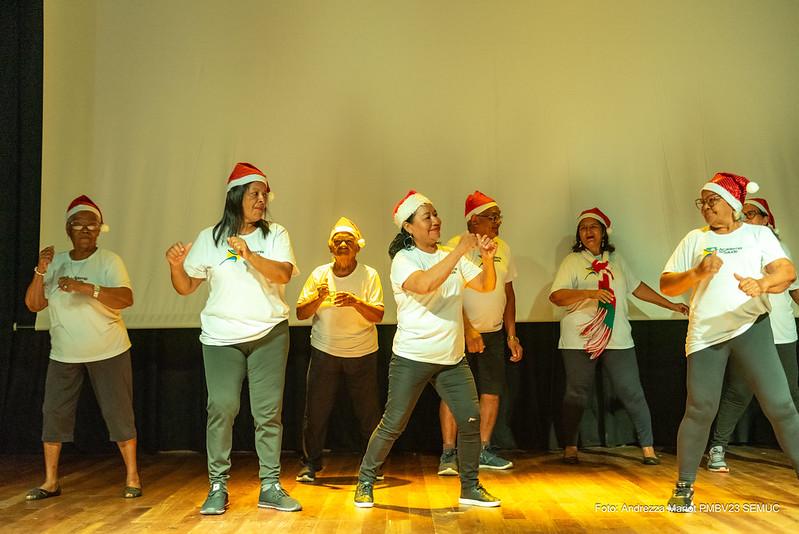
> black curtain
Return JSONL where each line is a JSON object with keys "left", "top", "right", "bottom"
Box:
{"left": 0, "top": 1, "right": 43, "bottom": 434}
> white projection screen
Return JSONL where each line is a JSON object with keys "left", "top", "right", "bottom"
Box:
{"left": 39, "top": 0, "right": 799, "bottom": 329}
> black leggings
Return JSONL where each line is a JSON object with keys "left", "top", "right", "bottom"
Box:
{"left": 678, "top": 315, "right": 799, "bottom": 483}
{"left": 560, "top": 348, "right": 654, "bottom": 447}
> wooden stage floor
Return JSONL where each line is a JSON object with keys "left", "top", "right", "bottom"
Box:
{"left": 1, "top": 446, "right": 798, "bottom": 533}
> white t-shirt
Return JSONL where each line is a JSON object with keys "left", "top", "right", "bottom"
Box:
{"left": 184, "top": 223, "right": 299, "bottom": 346}
{"left": 662, "top": 224, "right": 786, "bottom": 356}
{"left": 297, "top": 262, "right": 383, "bottom": 357}
{"left": 391, "top": 246, "right": 482, "bottom": 365}
{"left": 767, "top": 241, "right": 799, "bottom": 344}
{"left": 550, "top": 250, "right": 641, "bottom": 350}
{"left": 447, "top": 235, "right": 517, "bottom": 333}
{"left": 44, "top": 249, "right": 132, "bottom": 363}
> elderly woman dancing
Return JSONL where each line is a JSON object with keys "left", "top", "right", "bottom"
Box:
{"left": 354, "top": 190, "right": 501, "bottom": 509}
{"left": 661, "top": 173, "right": 799, "bottom": 511}
{"left": 550, "top": 208, "right": 688, "bottom": 465}
{"left": 24, "top": 195, "right": 140, "bottom": 500}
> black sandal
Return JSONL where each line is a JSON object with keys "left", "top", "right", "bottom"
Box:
{"left": 25, "top": 486, "right": 62, "bottom": 501}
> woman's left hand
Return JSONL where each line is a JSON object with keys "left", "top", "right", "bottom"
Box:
{"left": 333, "top": 292, "right": 359, "bottom": 307}
{"left": 227, "top": 236, "right": 252, "bottom": 260}
{"left": 476, "top": 234, "right": 497, "bottom": 259}
{"left": 58, "top": 276, "right": 87, "bottom": 293}
{"left": 734, "top": 273, "right": 766, "bottom": 297}
{"left": 669, "top": 302, "right": 690, "bottom": 315}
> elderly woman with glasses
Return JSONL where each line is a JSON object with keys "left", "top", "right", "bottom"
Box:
{"left": 705, "top": 196, "right": 799, "bottom": 473}
{"left": 24, "top": 195, "right": 140, "bottom": 500}
{"left": 661, "top": 173, "right": 799, "bottom": 511}
{"left": 549, "top": 208, "right": 687, "bottom": 465}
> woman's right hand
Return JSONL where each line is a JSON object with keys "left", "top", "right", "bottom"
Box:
{"left": 166, "top": 241, "right": 193, "bottom": 267}
{"left": 455, "top": 232, "right": 479, "bottom": 255}
{"left": 593, "top": 289, "right": 615, "bottom": 303}
{"left": 37, "top": 246, "right": 55, "bottom": 273}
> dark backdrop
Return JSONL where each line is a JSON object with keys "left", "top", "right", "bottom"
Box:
{"left": 0, "top": 2, "right": 789, "bottom": 456}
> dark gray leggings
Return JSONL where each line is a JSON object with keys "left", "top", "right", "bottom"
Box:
{"left": 711, "top": 341, "right": 799, "bottom": 449}
{"left": 678, "top": 315, "right": 799, "bottom": 482}
{"left": 560, "top": 348, "right": 654, "bottom": 447}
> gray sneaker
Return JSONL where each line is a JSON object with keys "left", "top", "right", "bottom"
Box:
{"left": 354, "top": 481, "right": 374, "bottom": 508}
{"left": 479, "top": 448, "right": 513, "bottom": 470}
{"left": 707, "top": 445, "right": 729, "bottom": 473}
{"left": 258, "top": 482, "right": 302, "bottom": 512}
{"left": 459, "top": 483, "right": 501, "bottom": 507}
{"left": 200, "top": 481, "right": 229, "bottom": 515}
{"left": 667, "top": 482, "right": 695, "bottom": 512}
{"left": 437, "top": 449, "right": 459, "bottom": 476}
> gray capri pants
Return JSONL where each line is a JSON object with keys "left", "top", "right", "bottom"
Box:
{"left": 42, "top": 350, "right": 136, "bottom": 443}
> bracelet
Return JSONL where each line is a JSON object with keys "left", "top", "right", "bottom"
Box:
{"left": 507, "top": 335, "right": 519, "bottom": 343}
{"left": 34, "top": 266, "right": 46, "bottom": 276}
{"left": 92, "top": 284, "right": 101, "bottom": 299}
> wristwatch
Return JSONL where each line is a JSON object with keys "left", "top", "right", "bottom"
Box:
{"left": 92, "top": 284, "right": 100, "bottom": 299}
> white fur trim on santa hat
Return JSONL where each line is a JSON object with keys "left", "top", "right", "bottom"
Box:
{"left": 226, "top": 173, "right": 270, "bottom": 194}
{"left": 702, "top": 182, "right": 742, "bottom": 212}
{"left": 465, "top": 201, "right": 498, "bottom": 221}
{"left": 576, "top": 212, "right": 612, "bottom": 235}
{"left": 393, "top": 192, "right": 432, "bottom": 228}
{"left": 65, "top": 205, "right": 109, "bottom": 232}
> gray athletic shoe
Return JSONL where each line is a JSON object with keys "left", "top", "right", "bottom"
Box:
{"left": 667, "top": 482, "right": 695, "bottom": 512}
{"left": 479, "top": 447, "right": 513, "bottom": 470}
{"left": 200, "top": 481, "right": 229, "bottom": 515}
{"left": 459, "top": 483, "right": 501, "bottom": 507}
{"left": 258, "top": 482, "right": 302, "bottom": 512}
{"left": 707, "top": 445, "right": 729, "bottom": 472}
{"left": 354, "top": 481, "right": 374, "bottom": 508}
{"left": 437, "top": 449, "right": 459, "bottom": 476}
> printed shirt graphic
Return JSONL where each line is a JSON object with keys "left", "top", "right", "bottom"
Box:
{"left": 550, "top": 251, "right": 640, "bottom": 350}
{"left": 297, "top": 262, "right": 383, "bottom": 357}
{"left": 662, "top": 224, "right": 786, "bottom": 355}
{"left": 183, "top": 223, "right": 299, "bottom": 345}
{"left": 447, "top": 235, "right": 517, "bottom": 333}
{"left": 44, "top": 249, "right": 132, "bottom": 363}
{"left": 391, "top": 246, "right": 482, "bottom": 365}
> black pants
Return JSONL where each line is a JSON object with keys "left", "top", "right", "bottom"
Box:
{"left": 560, "top": 347, "right": 654, "bottom": 447}
{"left": 301, "top": 347, "right": 381, "bottom": 469}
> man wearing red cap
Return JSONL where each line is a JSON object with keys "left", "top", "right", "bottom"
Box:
{"left": 24, "top": 195, "right": 140, "bottom": 500}
{"left": 662, "top": 173, "right": 799, "bottom": 510}
{"left": 437, "top": 191, "right": 521, "bottom": 475}
{"left": 706, "top": 196, "right": 799, "bottom": 472}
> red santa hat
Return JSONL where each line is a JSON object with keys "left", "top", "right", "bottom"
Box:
{"left": 701, "top": 172, "right": 758, "bottom": 214}
{"left": 746, "top": 197, "right": 777, "bottom": 232}
{"left": 392, "top": 190, "right": 432, "bottom": 228}
{"left": 226, "top": 162, "right": 273, "bottom": 200}
{"left": 65, "top": 195, "right": 109, "bottom": 232}
{"left": 329, "top": 216, "right": 366, "bottom": 248}
{"left": 577, "top": 207, "right": 612, "bottom": 235}
{"left": 464, "top": 190, "right": 498, "bottom": 221}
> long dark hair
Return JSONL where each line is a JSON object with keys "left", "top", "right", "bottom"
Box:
{"left": 212, "top": 183, "right": 270, "bottom": 246}
{"left": 388, "top": 214, "right": 416, "bottom": 259}
{"left": 571, "top": 225, "right": 615, "bottom": 254}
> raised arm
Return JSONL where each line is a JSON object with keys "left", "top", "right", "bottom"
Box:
{"left": 166, "top": 241, "right": 204, "bottom": 295}
{"left": 402, "top": 233, "right": 477, "bottom": 294}
{"left": 25, "top": 245, "right": 53, "bottom": 312}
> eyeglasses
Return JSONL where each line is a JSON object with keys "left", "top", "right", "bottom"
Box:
{"left": 742, "top": 209, "right": 763, "bottom": 220}
{"left": 69, "top": 224, "right": 99, "bottom": 232}
{"left": 694, "top": 195, "right": 723, "bottom": 210}
{"left": 476, "top": 213, "right": 503, "bottom": 223}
